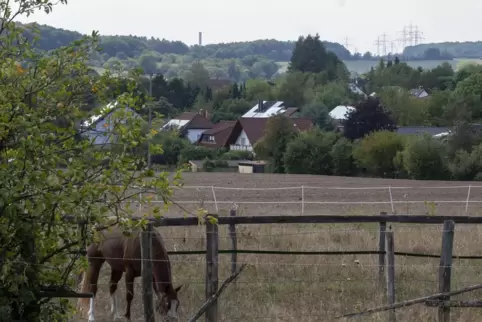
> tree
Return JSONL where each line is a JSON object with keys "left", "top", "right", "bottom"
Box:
{"left": 352, "top": 131, "right": 405, "bottom": 178}
{"left": 184, "top": 61, "right": 210, "bottom": 88}
{"left": 300, "top": 102, "right": 334, "bottom": 131}
{"left": 343, "top": 97, "right": 397, "bottom": 140}
{"left": 283, "top": 129, "right": 339, "bottom": 175}
{"left": 400, "top": 135, "right": 448, "bottom": 180}
{"left": 0, "top": 2, "right": 181, "bottom": 319}
{"left": 288, "top": 34, "right": 347, "bottom": 80}
{"left": 139, "top": 53, "right": 159, "bottom": 74}
{"left": 254, "top": 115, "right": 296, "bottom": 173}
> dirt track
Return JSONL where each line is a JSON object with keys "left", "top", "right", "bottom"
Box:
{"left": 139, "top": 173, "right": 482, "bottom": 217}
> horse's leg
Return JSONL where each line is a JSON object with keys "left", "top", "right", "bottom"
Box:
{"left": 87, "top": 259, "right": 104, "bottom": 322}
{"left": 124, "top": 268, "right": 135, "bottom": 321}
{"left": 109, "top": 269, "right": 123, "bottom": 321}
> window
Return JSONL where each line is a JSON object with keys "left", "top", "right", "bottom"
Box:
{"left": 240, "top": 138, "right": 246, "bottom": 146}
{"left": 202, "top": 135, "right": 215, "bottom": 143}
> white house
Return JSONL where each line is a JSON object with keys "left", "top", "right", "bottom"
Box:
{"left": 229, "top": 117, "right": 313, "bottom": 152}
{"left": 329, "top": 105, "right": 355, "bottom": 121}
{"left": 242, "top": 100, "right": 298, "bottom": 118}
{"left": 81, "top": 101, "right": 140, "bottom": 146}
{"left": 161, "top": 111, "right": 213, "bottom": 143}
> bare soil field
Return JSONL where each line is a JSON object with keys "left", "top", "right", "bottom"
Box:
{"left": 81, "top": 173, "right": 482, "bottom": 321}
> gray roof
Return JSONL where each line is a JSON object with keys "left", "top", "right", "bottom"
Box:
{"left": 397, "top": 126, "right": 450, "bottom": 136}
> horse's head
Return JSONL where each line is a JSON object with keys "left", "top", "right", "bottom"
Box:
{"left": 156, "top": 284, "right": 183, "bottom": 320}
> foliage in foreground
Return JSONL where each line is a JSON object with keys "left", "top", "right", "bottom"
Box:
{"left": 0, "top": 2, "right": 182, "bottom": 320}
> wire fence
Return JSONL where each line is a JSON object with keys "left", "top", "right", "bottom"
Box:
{"left": 126, "top": 184, "right": 482, "bottom": 216}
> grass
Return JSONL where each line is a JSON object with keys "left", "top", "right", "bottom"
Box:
{"left": 81, "top": 212, "right": 482, "bottom": 321}
{"left": 277, "top": 58, "right": 482, "bottom": 75}
{"left": 75, "top": 173, "right": 482, "bottom": 321}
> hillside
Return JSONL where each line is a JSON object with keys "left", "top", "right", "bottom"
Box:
{"left": 20, "top": 22, "right": 351, "bottom": 61}
{"left": 404, "top": 41, "right": 482, "bottom": 58}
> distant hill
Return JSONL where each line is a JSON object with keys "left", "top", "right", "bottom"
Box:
{"left": 18, "top": 22, "right": 351, "bottom": 61}
{"left": 404, "top": 41, "right": 482, "bottom": 59}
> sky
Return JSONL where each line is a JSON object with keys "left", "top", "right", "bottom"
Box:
{"left": 15, "top": 0, "right": 482, "bottom": 54}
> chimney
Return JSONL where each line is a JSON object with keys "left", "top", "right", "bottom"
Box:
{"left": 205, "top": 110, "right": 210, "bottom": 120}
{"left": 199, "top": 109, "right": 203, "bottom": 116}
{"left": 258, "top": 99, "right": 263, "bottom": 113}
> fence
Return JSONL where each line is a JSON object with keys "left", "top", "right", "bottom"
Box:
{"left": 132, "top": 184, "right": 482, "bottom": 216}
{"left": 136, "top": 212, "right": 482, "bottom": 321}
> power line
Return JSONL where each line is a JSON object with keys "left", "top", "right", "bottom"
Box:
{"left": 373, "top": 36, "right": 381, "bottom": 56}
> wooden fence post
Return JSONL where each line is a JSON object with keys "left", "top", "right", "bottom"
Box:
{"left": 438, "top": 220, "right": 455, "bottom": 322}
{"left": 205, "top": 214, "right": 219, "bottom": 322}
{"left": 379, "top": 212, "right": 387, "bottom": 290}
{"left": 141, "top": 222, "right": 155, "bottom": 322}
{"left": 229, "top": 206, "right": 238, "bottom": 275}
{"left": 386, "top": 226, "right": 396, "bottom": 322}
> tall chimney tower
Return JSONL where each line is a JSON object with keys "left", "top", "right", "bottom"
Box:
{"left": 198, "top": 32, "right": 202, "bottom": 46}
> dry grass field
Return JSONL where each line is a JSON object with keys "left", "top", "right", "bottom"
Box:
{"left": 79, "top": 173, "right": 482, "bottom": 321}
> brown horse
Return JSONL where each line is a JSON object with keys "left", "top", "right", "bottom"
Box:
{"left": 77, "top": 226, "right": 182, "bottom": 321}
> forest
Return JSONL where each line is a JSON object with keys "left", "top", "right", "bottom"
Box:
{"left": 19, "top": 21, "right": 482, "bottom": 82}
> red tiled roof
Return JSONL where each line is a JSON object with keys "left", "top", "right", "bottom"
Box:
{"left": 237, "top": 117, "right": 313, "bottom": 145}
{"left": 197, "top": 121, "right": 236, "bottom": 148}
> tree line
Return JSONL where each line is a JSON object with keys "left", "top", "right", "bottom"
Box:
{"left": 18, "top": 21, "right": 480, "bottom": 83}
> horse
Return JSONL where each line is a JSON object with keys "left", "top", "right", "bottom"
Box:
{"left": 77, "top": 225, "right": 183, "bottom": 321}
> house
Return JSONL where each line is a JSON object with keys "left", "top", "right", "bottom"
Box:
{"left": 81, "top": 101, "right": 141, "bottom": 146}
{"left": 228, "top": 117, "right": 313, "bottom": 152}
{"left": 329, "top": 105, "right": 355, "bottom": 121}
{"left": 161, "top": 110, "right": 213, "bottom": 143}
{"left": 197, "top": 121, "right": 237, "bottom": 149}
{"left": 242, "top": 100, "right": 299, "bottom": 118}
{"left": 410, "top": 87, "right": 429, "bottom": 99}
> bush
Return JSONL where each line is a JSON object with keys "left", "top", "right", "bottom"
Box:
{"left": 448, "top": 144, "right": 482, "bottom": 180}
{"left": 178, "top": 145, "right": 215, "bottom": 165}
{"left": 219, "top": 150, "right": 254, "bottom": 160}
{"left": 353, "top": 130, "right": 404, "bottom": 178}
{"left": 330, "top": 137, "right": 355, "bottom": 176}
{"left": 401, "top": 134, "right": 448, "bottom": 180}
{"left": 284, "top": 129, "right": 339, "bottom": 175}
{"left": 150, "top": 131, "right": 189, "bottom": 165}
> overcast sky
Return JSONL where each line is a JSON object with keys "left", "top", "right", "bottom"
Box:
{"left": 15, "top": 0, "right": 482, "bottom": 54}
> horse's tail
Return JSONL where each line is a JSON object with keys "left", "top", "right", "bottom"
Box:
{"left": 77, "top": 267, "right": 91, "bottom": 316}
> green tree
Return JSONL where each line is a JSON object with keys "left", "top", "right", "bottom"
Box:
{"left": 254, "top": 115, "right": 296, "bottom": 173}
{"left": 288, "top": 34, "right": 346, "bottom": 80}
{"left": 330, "top": 137, "right": 355, "bottom": 176}
{"left": 0, "top": 2, "right": 181, "bottom": 320}
{"left": 353, "top": 131, "right": 404, "bottom": 177}
{"left": 184, "top": 61, "right": 210, "bottom": 88}
{"left": 300, "top": 102, "right": 334, "bottom": 130}
{"left": 139, "top": 53, "right": 159, "bottom": 74}
{"left": 283, "top": 129, "right": 339, "bottom": 174}
{"left": 400, "top": 135, "right": 448, "bottom": 180}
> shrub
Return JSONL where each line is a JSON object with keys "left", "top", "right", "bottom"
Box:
{"left": 401, "top": 134, "right": 448, "bottom": 180}
{"left": 178, "top": 145, "right": 215, "bottom": 165}
{"left": 219, "top": 150, "right": 254, "bottom": 160}
{"left": 330, "top": 137, "right": 355, "bottom": 176}
{"left": 284, "top": 129, "right": 339, "bottom": 175}
{"left": 448, "top": 144, "right": 482, "bottom": 180}
{"left": 352, "top": 130, "right": 404, "bottom": 177}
